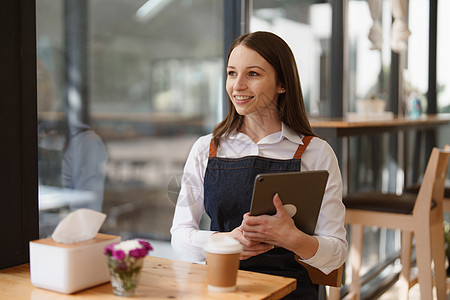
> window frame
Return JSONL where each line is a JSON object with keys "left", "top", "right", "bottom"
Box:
{"left": 0, "top": 0, "right": 39, "bottom": 269}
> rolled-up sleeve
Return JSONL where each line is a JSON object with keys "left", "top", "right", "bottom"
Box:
{"left": 170, "top": 135, "right": 214, "bottom": 262}
{"left": 299, "top": 138, "right": 348, "bottom": 274}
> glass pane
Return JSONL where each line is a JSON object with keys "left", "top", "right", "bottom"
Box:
{"left": 347, "top": 0, "right": 391, "bottom": 115}
{"left": 346, "top": 0, "right": 398, "bottom": 287}
{"left": 36, "top": 0, "right": 224, "bottom": 253}
{"left": 250, "top": 0, "right": 332, "bottom": 117}
{"left": 437, "top": 0, "right": 450, "bottom": 151}
{"left": 405, "top": 0, "right": 429, "bottom": 116}
{"left": 437, "top": 0, "right": 450, "bottom": 113}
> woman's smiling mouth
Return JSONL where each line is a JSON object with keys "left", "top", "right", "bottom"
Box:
{"left": 234, "top": 95, "right": 254, "bottom": 104}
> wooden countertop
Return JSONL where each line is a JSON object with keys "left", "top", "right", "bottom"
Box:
{"left": 310, "top": 113, "right": 450, "bottom": 138}
{"left": 0, "top": 256, "right": 296, "bottom": 300}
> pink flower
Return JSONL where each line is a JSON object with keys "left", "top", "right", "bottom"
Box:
{"left": 103, "top": 243, "right": 117, "bottom": 256}
{"left": 104, "top": 239, "right": 153, "bottom": 261}
{"left": 129, "top": 248, "right": 145, "bottom": 258}
{"left": 138, "top": 240, "right": 153, "bottom": 252}
{"left": 113, "top": 249, "right": 126, "bottom": 260}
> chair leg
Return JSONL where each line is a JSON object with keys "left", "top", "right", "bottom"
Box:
{"left": 430, "top": 218, "right": 447, "bottom": 300}
{"left": 399, "top": 230, "right": 413, "bottom": 300}
{"left": 348, "top": 224, "right": 364, "bottom": 300}
{"left": 414, "top": 226, "right": 434, "bottom": 299}
{"left": 327, "top": 286, "right": 341, "bottom": 300}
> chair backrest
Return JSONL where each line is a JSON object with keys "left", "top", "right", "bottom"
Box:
{"left": 295, "top": 255, "right": 343, "bottom": 287}
{"left": 413, "top": 146, "right": 450, "bottom": 216}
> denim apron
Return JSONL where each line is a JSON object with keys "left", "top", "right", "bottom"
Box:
{"left": 204, "top": 135, "right": 318, "bottom": 299}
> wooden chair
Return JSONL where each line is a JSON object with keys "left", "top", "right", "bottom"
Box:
{"left": 404, "top": 183, "right": 450, "bottom": 211}
{"left": 296, "top": 256, "right": 343, "bottom": 299}
{"left": 341, "top": 146, "right": 450, "bottom": 300}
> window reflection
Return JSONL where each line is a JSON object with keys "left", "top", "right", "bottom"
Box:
{"left": 250, "top": 0, "right": 331, "bottom": 117}
{"left": 437, "top": 0, "right": 450, "bottom": 150}
{"left": 406, "top": 0, "right": 429, "bottom": 116}
{"left": 437, "top": 0, "right": 450, "bottom": 113}
{"left": 348, "top": 0, "right": 391, "bottom": 113}
{"left": 37, "top": 0, "right": 224, "bottom": 242}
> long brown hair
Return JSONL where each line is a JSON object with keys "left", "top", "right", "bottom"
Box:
{"left": 212, "top": 31, "right": 316, "bottom": 147}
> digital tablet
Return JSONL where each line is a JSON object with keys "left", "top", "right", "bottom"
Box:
{"left": 249, "top": 170, "right": 329, "bottom": 235}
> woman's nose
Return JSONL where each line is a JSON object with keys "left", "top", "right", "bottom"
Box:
{"left": 233, "top": 75, "right": 247, "bottom": 90}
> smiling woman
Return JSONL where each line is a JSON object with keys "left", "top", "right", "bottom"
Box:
{"left": 170, "top": 31, "right": 347, "bottom": 300}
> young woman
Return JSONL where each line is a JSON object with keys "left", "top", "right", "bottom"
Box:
{"left": 171, "top": 31, "right": 347, "bottom": 299}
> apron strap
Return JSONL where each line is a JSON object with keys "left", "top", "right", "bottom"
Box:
{"left": 293, "top": 135, "right": 313, "bottom": 159}
{"left": 209, "top": 139, "right": 217, "bottom": 157}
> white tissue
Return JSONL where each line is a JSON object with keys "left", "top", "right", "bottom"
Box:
{"left": 51, "top": 208, "right": 107, "bottom": 244}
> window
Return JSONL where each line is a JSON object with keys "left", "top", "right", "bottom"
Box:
{"left": 437, "top": 0, "right": 450, "bottom": 148}
{"left": 437, "top": 0, "right": 450, "bottom": 113}
{"left": 405, "top": 0, "right": 429, "bottom": 116}
{"left": 36, "top": 0, "right": 224, "bottom": 247}
{"left": 250, "top": 0, "right": 332, "bottom": 116}
{"left": 347, "top": 0, "right": 391, "bottom": 113}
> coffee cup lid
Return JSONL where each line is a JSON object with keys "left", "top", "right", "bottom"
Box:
{"left": 204, "top": 234, "right": 243, "bottom": 254}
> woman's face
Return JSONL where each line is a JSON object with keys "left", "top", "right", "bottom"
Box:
{"left": 226, "top": 45, "right": 284, "bottom": 117}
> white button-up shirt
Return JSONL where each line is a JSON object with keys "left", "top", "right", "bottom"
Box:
{"left": 170, "top": 123, "right": 347, "bottom": 274}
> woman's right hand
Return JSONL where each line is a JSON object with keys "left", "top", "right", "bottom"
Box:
{"left": 216, "top": 227, "right": 274, "bottom": 260}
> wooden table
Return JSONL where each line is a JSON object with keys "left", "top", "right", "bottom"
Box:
{"left": 310, "top": 113, "right": 450, "bottom": 192}
{"left": 310, "top": 113, "right": 450, "bottom": 138}
{"left": 0, "top": 256, "right": 296, "bottom": 300}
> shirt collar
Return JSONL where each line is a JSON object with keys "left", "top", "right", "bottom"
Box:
{"left": 227, "top": 122, "right": 304, "bottom": 145}
{"left": 281, "top": 123, "right": 304, "bottom": 145}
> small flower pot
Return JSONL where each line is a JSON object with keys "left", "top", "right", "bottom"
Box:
{"left": 107, "top": 255, "right": 144, "bottom": 296}
{"left": 104, "top": 239, "right": 152, "bottom": 297}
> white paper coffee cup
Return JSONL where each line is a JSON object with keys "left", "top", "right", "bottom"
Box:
{"left": 204, "top": 235, "right": 243, "bottom": 292}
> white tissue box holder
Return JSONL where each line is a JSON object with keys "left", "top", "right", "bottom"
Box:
{"left": 29, "top": 233, "right": 121, "bottom": 294}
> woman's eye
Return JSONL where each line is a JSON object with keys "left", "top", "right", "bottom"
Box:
{"left": 249, "top": 71, "right": 259, "bottom": 77}
{"left": 227, "top": 71, "right": 236, "bottom": 76}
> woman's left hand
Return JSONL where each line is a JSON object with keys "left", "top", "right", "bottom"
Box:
{"left": 240, "top": 193, "right": 298, "bottom": 250}
{"left": 241, "top": 193, "right": 319, "bottom": 259}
